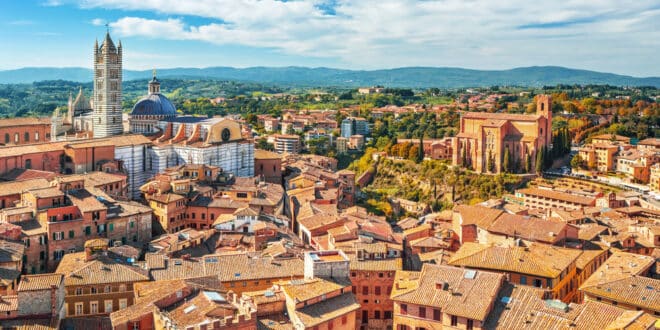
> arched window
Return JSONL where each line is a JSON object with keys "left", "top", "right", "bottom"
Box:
{"left": 35, "top": 132, "right": 39, "bottom": 141}
{"left": 14, "top": 133, "right": 19, "bottom": 143}
{"left": 4, "top": 133, "right": 9, "bottom": 144}
{"left": 24, "top": 132, "right": 29, "bottom": 142}
{"left": 541, "top": 103, "right": 545, "bottom": 111}
{"left": 25, "top": 159, "right": 32, "bottom": 169}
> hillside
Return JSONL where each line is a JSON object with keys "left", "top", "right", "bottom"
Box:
{"left": 1, "top": 66, "right": 658, "bottom": 88}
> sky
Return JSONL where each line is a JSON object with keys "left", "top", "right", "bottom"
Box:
{"left": 0, "top": 0, "right": 658, "bottom": 76}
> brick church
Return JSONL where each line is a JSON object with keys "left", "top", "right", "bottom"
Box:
{"left": 452, "top": 95, "right": 552, "bottom": 173}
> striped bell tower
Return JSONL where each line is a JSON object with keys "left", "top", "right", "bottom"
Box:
{"left": 92, "top": 31, "right": 123, "bottom": 137}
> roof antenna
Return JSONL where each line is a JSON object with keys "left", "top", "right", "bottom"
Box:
{"left": 105, "top": 22, "right": 109, "bottom": 33}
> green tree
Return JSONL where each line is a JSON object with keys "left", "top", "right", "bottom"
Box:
{"left": 416, "top": 137, "right": 424, "bottom": 163}
{"left": 535, "top": 147, "right": 545, "bottom": 174}
{"left": 487, "top": 150, "right": 495, "bottom": 173}
{"left": 525, "top": 152, "right": 532, "bottom": 173}
{"left": 502, "top": 147, "right": 511, "bottom": 173}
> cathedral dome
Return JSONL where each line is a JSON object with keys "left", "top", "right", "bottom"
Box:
{"left": 130, "top": 75, "right": 177, "bottom": 117}
{"left": 131, "top": 93, "right": 177, "bottom": 117}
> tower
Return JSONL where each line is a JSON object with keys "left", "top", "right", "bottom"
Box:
{"left": 536, "top": 94, "right": 552, "bottom": 147}
{"left": 92, "top": 32, "right": 123, "bottom": 137}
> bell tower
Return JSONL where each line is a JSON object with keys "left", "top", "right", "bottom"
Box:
{"left": 536, "top": 94, "right": 552, "bottom": 147}
{"left": 92, "top": 31, "right": 123, "bottom": 137}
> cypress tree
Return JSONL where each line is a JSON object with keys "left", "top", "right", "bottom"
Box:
{"left": 525, "top": 152, "right": 532, "bottom": 173}
{"left": 535, "top": 147, "right": 544, "bottom": 174}
{"left": 503, "top": 147, "right": 511, "bottom": 173}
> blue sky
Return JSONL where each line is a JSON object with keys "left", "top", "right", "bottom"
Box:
{"left": 0, "top": 0, "right": 658, "bottom": 76}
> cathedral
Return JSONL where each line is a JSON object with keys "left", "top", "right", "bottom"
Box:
{"left": 452, "top": 95, "right": 552, "bottom": 173}
{"left": 50, "top": 32, "right": 254, "bottom": 198}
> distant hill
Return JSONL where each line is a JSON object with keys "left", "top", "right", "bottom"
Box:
{"left": 1, "top": 66, "right": 658, "bottom": 88}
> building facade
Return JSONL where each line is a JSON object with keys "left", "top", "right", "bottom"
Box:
{"left": 452, "top": 95, "right": 552, "bottom": 173}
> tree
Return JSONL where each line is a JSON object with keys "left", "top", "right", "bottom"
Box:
{"left": 502, "top": 147, "right": 511, "bottom": 173}
{"left": 487, "top": 150, "right": 495, "bottom": 173}
{"left": 409, "top": 145, "right": 420, "bottom": 161}
{"left": 571, "top": 154, "right": 585, "bottom": 169}
{"left": 535, "top": 147, "right": 544, "bottom": 174}
{"left": 525, "top": 152, "right": 532, "bottom": 173}
{"left": 416, "top": 137, "right": 424, "bottom": 163}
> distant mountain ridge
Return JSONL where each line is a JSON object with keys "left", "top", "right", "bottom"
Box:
{"left": 1, "top": 66, "right": 658, "bottom": 88}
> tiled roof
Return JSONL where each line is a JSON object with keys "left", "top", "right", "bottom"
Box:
{"left": 487, "top": 214, "right": 570, "bottom": 243}
{"left": 462, "top": 111, "right": 542, "bottom": 122}
{"left": 454, "top": 204, "right": 503, "bottom": 228}
{"left": 581, "top": 276, "right": 660, "bottom": 312}
{"left": 0, "top": 295, "right": 18, "bottom": 312}
{"left": 448, "top": 242, "right": 582, "bottom": 279}
{"left": 293, "top": 293, "right": 360, "bottom": 328}
{"left": 149, "top": 252, "right": 304, "bottom": 282}
{"left": 348, "top": 256, "right": 402, "bottom": 272}
{"left": 484, "top": 283, "right": 654, "bottom": 329}
{"left": 254, "top": 149, "right": 282, "bottom": 159}
{"left": 0, "top": 169, "right": 56, "bottom": 182}
{"left": 56, "top": 252, "right": 149, "bottom": 286}
{"left": 26, "top": 186, "right": 63, "bottom": 199}
{"left": 0, "top": 117, "right": 50, "bottom": 127}
{"left": 580, "top": 252, "right": 655, "bottom": 289}
{"left": 66, "top": 189, "right": 107, "bottom": 212}
{"left": 280, "top": 277, "right": 351, "bottom": 303}
{"left": 17, "top": 273, "right": 63, "bottom": 291}
{"left": 391, "top": 264, "right": 504, "bottom": 321}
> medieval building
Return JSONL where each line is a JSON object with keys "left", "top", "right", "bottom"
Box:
{"left": 452, "top": 95, "right": 552, "bottom": 173}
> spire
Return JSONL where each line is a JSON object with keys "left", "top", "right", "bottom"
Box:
{"left": 101, "top": 31, "right": 116, "bottom": 52}
{"left": 148, "top": 69, "right": 161, "bottom": 94}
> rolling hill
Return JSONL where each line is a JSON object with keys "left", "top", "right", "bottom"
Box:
{"left": 1, "top": 66, "right": 658, "bottom": 88}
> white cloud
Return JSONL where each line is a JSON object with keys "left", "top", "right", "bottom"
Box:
{"left": 76, "top": 0, "right": 660, "bottom": 75}
{"left": 91, "top": 18, "right": 106, "bottom": 26}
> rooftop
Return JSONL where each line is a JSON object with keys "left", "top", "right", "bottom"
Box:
{"left": 448, "top": 242, "right": 582, "bottom": 279}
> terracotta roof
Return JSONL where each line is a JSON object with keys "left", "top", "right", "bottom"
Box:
{"left": 517, "top": 188, "right": 596, "bottom": 206}
{"left": 26, "top": 186, "right": 64, "bottom": 199}
{"left": 0, "top": 239, "right": 24, "bottom": 263}
{"left": 638, "top": 138, "right": 660, "bottom": 147}
{"left": 349, "top": 255, "right": 402, "bottom": 272}
{"left": 149, "top": 252, "right": 304, "bottom": 282}
{"left": 0, "top": 117, "right": 50, "bottom": 128}
{"left": 17, "top": 273, "right": 63, "bottom": 291}
{"left": 293, "top": 292, "right": 360, "bottom": 328}
{"left": 0, "top": 169, "right": 56, "bottom": 182}
{"left": 454, "top": 204, "right": 504, "bottom": 228}
{"left": 462, "top": 111, "right": 542, "bottom": 122}
{"left": 582, "top": 276, "right": 660, "bottom": 312}
{"left": 487, "top": 214, "right": 570, "bottom": 243}
{"left": 254, "top": 149, "right": 282, "bottom": 159}
{"left": 66, "top": 189, "right": 107, "bottom": 212}
{"left": 448, "top": 242, "right": 582, "bottom": 279}
{"left": 484, "top": 283, "right": 655, "bottom": 329}
{"left": 56, "top": 252, "right": 149, "bottom": 286}
{"left": 280, "top": 277, "right": 351, "bottom": 303}
{"left": 391, "top": 264, "right": 504, "bottom": 321}
{"left": 580, "top": 252, "right": 655, "bottom": 289}
{"left": 0, "top": 295, "right": 18, "bottom": 312}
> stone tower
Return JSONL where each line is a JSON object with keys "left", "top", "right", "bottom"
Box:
{"left": 93, "top": 32, "right": 123, "bottom": 137}
{"left": 536, "top": 94, "right": 552, "bottom": 148}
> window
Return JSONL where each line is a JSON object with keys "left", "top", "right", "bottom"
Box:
{"left": 533, "top": 279, "right": 543, "bottom": 288}
{"left": 119, "top": 299, "right": 127, "bottom": 309}
{"left": 24, "top": 238, "right": 30, "bottom": 247}
{"left": 75, "top": 302, "right": 83, "bottom": 315}
{"left": 4, "top": 133, "right": 8, "bottom": 144}
{"left": 109, "top": 223, "right": 114, "bottom": 232}
{"left": 104, "top": 300, "right": 113, "bottom": 313}
{"left": 467, "top": 319, "right": 474, "bottom": 330}
{"left": 433, "top": 309, "right": 441, "bottom": 321}
{"left": 24, "top": 132, "right": 29, "bottom": 142}
{"left": 25, "top": 159, "right": 31, "bottom": 169}
{"left": 39, "top": 251, "right": 45, "bottom": 260}
{"left": 129, "top": 221, "right": 135, "bottom": 228}
{"left": 104, "top": 285, "right": 112, "bottom": 293}
{"left": 451, "top": 315, "right": 458, "bottom": 326}
{"left": 132, "top": 322, "right": 140, "bottom": 330}
{"left": 76, "top": 287, "right": 83, "bottom": 295}
{"left": 85, "top": 226, "right": 91, "bottom": 235}
{"left": 90, "top": 301, "right": 98, "bottom": 314}
{"left": 91, "top": 287, "right": 97, "bottom": 294}
{"left": 400, "top": 304, "right": 407, "bottom": 315}
{"left": 419, "top": 307, "right": 426, "bottom": 318}
{"left": 362, "top": 286, "right": 369, "bottom": 295}
{"left": 520, "top": 275, "right": 527, "bottom": 285}
{"left": 14, "top": 133, "right": 19, "bottom": 143}
{"left": 374, "top": 310, "right": 381, "bottom": 319}
{"left": 375, "top": 286, "right": 381, "bottom": 295}
{"left": 385, "top": 311, "right": 392, "bottom": 319}
{"left": 351, "top": 272, "right": 356, "bottom": 277}
{"left": 35, "top": 132, "right": 39, "bottom": 141}
{"left": 69, "top": 230, "right": 75, "bottom": 239}
{"left": 352, "top": 286, "right": 356, "bottom": 294}
{"left": 237, "top": 192, "right": 248, "bottom": 198}
{"left": 54, "top": 250, "right": 65, "bottom": 260}
{"left": 53, "top": 232, "right": 64, "bottom": 241}
{"left": 119, "top": 284, "right": 126, "bottom": 292}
